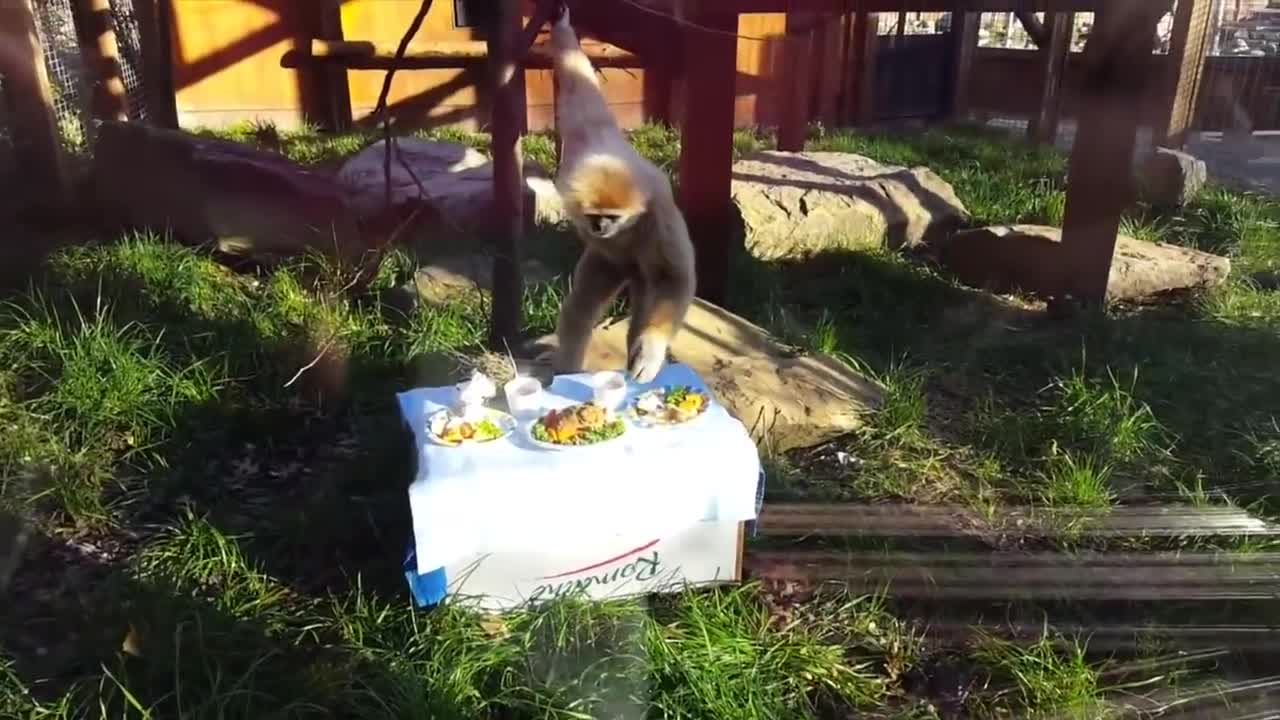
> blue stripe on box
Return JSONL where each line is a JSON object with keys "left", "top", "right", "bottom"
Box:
{"left": 402, "top": 544, "right": 448, "bottom": 608}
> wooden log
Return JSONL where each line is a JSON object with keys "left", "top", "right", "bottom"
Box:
{"left": 284, "top": 39, "right": 648, "bottom": 70}
{"left": 314, "top": 0, "right": 353, "bottom": 132}
{"left": 778, "top": 13, "right": 818, "bottom": 151}
{"left": 1059, "top": 0, "right": 1170, "bottom": 304}
{"left": 1027, "top": 12, "right": 1073, "bottom": 144}
{"left": 677, "top": 8, "right": 738, "bottom": 306}
{"left": 488, "top": 0, "right": 525, "bottom": 350}
{"left": 72, "top": 0, "right": 129, "bottom": 122}
{"left": 948, "top": 9, "right": 979, "bottom": 121}
{"left": 131, "top": 0, "right": 178, "bottom": 128}
{"left": 1160, "top": 0, "right": 1214, "bottom": 148}
{"left": 0, "top": 0, "right": 68, "bottom": 212}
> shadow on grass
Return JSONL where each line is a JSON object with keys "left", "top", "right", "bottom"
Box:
{"left": 728, "top": 244, "right": 1280, "bottom": 511}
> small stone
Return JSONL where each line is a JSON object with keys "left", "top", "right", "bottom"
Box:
{"left": 1139, "top": 147, "right": 1208, "bottom": 208}
{"left": 731, "top": 151, "right": 968, "bottom": 260}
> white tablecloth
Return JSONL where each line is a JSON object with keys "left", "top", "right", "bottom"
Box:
{"left": 396, "top": 363, "right": 762, "bottom": 574}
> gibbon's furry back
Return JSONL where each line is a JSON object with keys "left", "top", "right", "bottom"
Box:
{"left": 546, "top": 8, "right": 696, "bottom": 384}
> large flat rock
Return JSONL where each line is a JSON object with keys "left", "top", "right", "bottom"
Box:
{"left": 941, "top": 224, "right": 1231, "bottom": 302}
{"left": 91, "top": 121, "right": 369, "bottom": 263}
{"left": 336, "top": 138, "right": 564, "bottom": 234}
{"left": 538, "top": 299, "right": 884, "bottom": 453}
{"left": 731, "top": 151, "right": 968, "bottom": 261}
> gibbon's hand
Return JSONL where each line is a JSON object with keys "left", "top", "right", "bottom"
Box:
{"left": 628, "top": 333, "right": 668, "bottom": 384}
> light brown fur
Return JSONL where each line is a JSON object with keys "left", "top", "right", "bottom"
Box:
{"left": 549, "top": 9, "right": 696, "bottom": 383}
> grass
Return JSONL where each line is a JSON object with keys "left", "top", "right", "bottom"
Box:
{"left": 3, "top": 119, "right": 1279, "bottom": 716}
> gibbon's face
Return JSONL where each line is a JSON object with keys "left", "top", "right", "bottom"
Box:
{"left": 567, "top": 158, "right": 648, "bottom": 242}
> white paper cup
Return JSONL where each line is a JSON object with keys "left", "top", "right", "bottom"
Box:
{"left": 591, "top": 371, "right": 627, "bottom": 410}
{"left": 504, "top": 376, "right": 543, "bottom": 418}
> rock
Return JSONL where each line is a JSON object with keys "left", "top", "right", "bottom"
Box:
{"left": 1139, "top": 147, "right": 1207, "bottom": 207}
{"left": 536, "top": 299, "right": 884, "bottom": 452}
{"left": 336, "top": 138, "right": 564, "bottom": 234}
{"left": 941, "top": 224, "right": 1231, "bottom": 302}
{"left": 91, "top": 121, "right": 370, "bottom": 264}
{"left": 730, "top": 151, "right": 968, "bottom": 260}
{"left": 410, "top": 253, "right": 556, "bottom": 304}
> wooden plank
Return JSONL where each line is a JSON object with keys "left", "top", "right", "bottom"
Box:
{"left": 1027, "top": 11, "right": 1072, "bottom": 144}
{"left": 1014, "top": 9, "right": 1048, "bottom": 47}
{"left": 756, "top": 503, "right": 1280, "bottom": 538}
{"left": 1161, "top": 0, "right": 1214, "bottom": 148}
{"left": 487, "top": 0, "right": 524, "bottom": 350}
{"left": 1059, "top": 0, "right": 1170, "bottom": 304}
{"left": 0, "top": 0, "right": 68, "bottom": 211}
{"left": 948, "top": 9, "right": 979, "bottom": 120}
{"left": 845, "top": 10, "right": 877, "bottom": 124}
{"left": 131, "top": 0, "right": 179, "bottom": 127}
{"left": 747, "top": 550, "right": 1280, "bottom": 600}
{"left": 778, "top": 12, "right": 818, "bottom": 151}
{"left": 73, "top": 0, "right": 129, "bottom": 122}
{"left": 677, "top": 7, "right": 738, "bottom": 306}
{"left": 284, "top": 38, "right": 647, "bottom": 69}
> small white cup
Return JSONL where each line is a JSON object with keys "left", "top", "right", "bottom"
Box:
{"left": 591, "top": 370, "right": 627, "bottom": 410}
{"left": 504, "top": 376, "right": 543, "bottom": 419}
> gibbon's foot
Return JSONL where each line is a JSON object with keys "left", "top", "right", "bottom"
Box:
{"left": 628, "top": 333, "right": 669, "bottom": 384}
{"left": 551, "top": 1, "right": 569, "bottom": 27}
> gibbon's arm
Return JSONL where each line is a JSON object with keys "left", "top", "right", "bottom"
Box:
{"left": 553, "top": 249, "right": 628, "bottom": 375}
{"left": 549, "top": 8, "right": 623, "bottom": 149}
{"left": 626, "top": 205, "right": 696, "bottom": 383}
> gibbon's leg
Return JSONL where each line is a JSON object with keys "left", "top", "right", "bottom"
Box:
{"left": 626, "top": 269, "right": 694, "bottom": 384}
{"left": 554, "top": 250, "right": 627, "bottom": 374}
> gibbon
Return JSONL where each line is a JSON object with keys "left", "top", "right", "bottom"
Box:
{"left": 547, "top": 5, "right": 696, "bottom": 384}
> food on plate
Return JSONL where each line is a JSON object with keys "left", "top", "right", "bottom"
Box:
{"left": 428, "top": 408, "right": 510, "bottom": 445}
{"left": 531, "top": 402, "right": 625, "bottom": 446}
{"left": 631, "top": 385, "right": 709, "bottom": 425}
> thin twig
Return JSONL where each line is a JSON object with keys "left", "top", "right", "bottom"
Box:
{"left": 283, "top": 336, "right": 339, "bottom": 389}
{"left": 374, "top": 0, "right": 437, "bottom": 211}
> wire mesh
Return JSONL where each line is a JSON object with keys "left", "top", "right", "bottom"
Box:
{"left": 109, "top": 0, "right": 150, "bottom": 122}
{"left": 33, "top": 0, "right": 91, "bottom": 152}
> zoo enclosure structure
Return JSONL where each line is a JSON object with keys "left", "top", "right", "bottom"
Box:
{"left": 4, "top": 0, "right": 1205, "bottom": 351}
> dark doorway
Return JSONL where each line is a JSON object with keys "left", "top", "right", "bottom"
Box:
{"left": 872, "top": 11, "right": 956, "bottom": 121}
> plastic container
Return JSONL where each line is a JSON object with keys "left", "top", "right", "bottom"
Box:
{"left": 504, "top": 376, "right": 543, "bottom": 419}
{"left": 591, "top": 371, "right": 627, "bottom": 410}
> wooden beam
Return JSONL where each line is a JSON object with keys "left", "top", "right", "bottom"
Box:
{"left": 691, "top": 0, "right": 1103, "bottom": 13}
{"left": 314, "top": 0, "right": 353, "bottom": 132}
{"left": 677, "top": 8, "right": 738, "bottom": 306}
{"left": 1160, "top": 0, "right": 1214, "bottom": 148}
{"left": 1014, "top": 10, "right": 1048, "bottom": 47}
{"left": 1059, "top": 0, "right": 1170, "bottom": 304}
{"left": 284, "top": 39, "right": 649, "bottom": 70}
{"left": 845, "top": 11, "right": 877, "bottom": 124}
{"left": 72, "top": 0, "right": 129, "bottom": 122}
{"left": 487, "top": 0, "right": 525, "bottom": 350}
{"left": 1027, "top": 12, "right": 1072, "bottom": 143}
{"left": 0, "top": 0, "right": 68, "bottom": 212}
{"left": 131, "top": 0, "right": 178, "bottom": 128}
{"left": 778, "top": 12, "right": 818, "bottom": 151}
{"left": 949, "top": 10, "right": 979, "bottom": 121}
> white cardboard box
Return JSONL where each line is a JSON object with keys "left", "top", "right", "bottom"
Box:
{"left": 419, "top": 519, "right": 747, "bottom": 612}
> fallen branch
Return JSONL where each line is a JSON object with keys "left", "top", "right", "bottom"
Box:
{"left": 374, "top": 0, "right": 436, "bottom": 212}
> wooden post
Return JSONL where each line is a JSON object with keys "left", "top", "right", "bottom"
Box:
{"left": 677, "top": 6, "right": 737, "bottom": 306}
{"left": 778, "top": 13, "right": 817, "bottom": 151}
{"left": 488, "top": 0, "right": 525, "bottom": 349}
{"left": 1059, "top": 1, "right": 1169, "bottom": 305}
{"left": 847, "top": 11, "right": 877, "bottom": 125}
{"left": 1028, "top": 12, "right": 1073, "bottom": 144}
{"left": 0, "top": 0, "right": 68, "bottom": 211}
{"left": 132, "top": 0, "right": 178, "bottom": 127}
{"left": 73, "top": 0, "right": 129, "bottom": 122}
{"left": 316, "top": 0, "right": 353, "bottom": 132}
{"left": 1160, "top": 0, "right": 1214, "bottom": 148}
{"left": 949, "top": 10, "right": 979, "bottom": 121}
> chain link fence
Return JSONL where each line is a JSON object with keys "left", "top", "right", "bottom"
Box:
{"left": 0, "top": 0, "right": 154, "bottom": 180}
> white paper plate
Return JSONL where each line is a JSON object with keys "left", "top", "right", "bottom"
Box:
{"left": 626, "top": 387, "right": 712, "bottom": 429}
{"left": 426, "top": 408, "right": 516, "bottom": 447}
{"left": 526, "top": 410, "right": 628, "bottom": 451}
